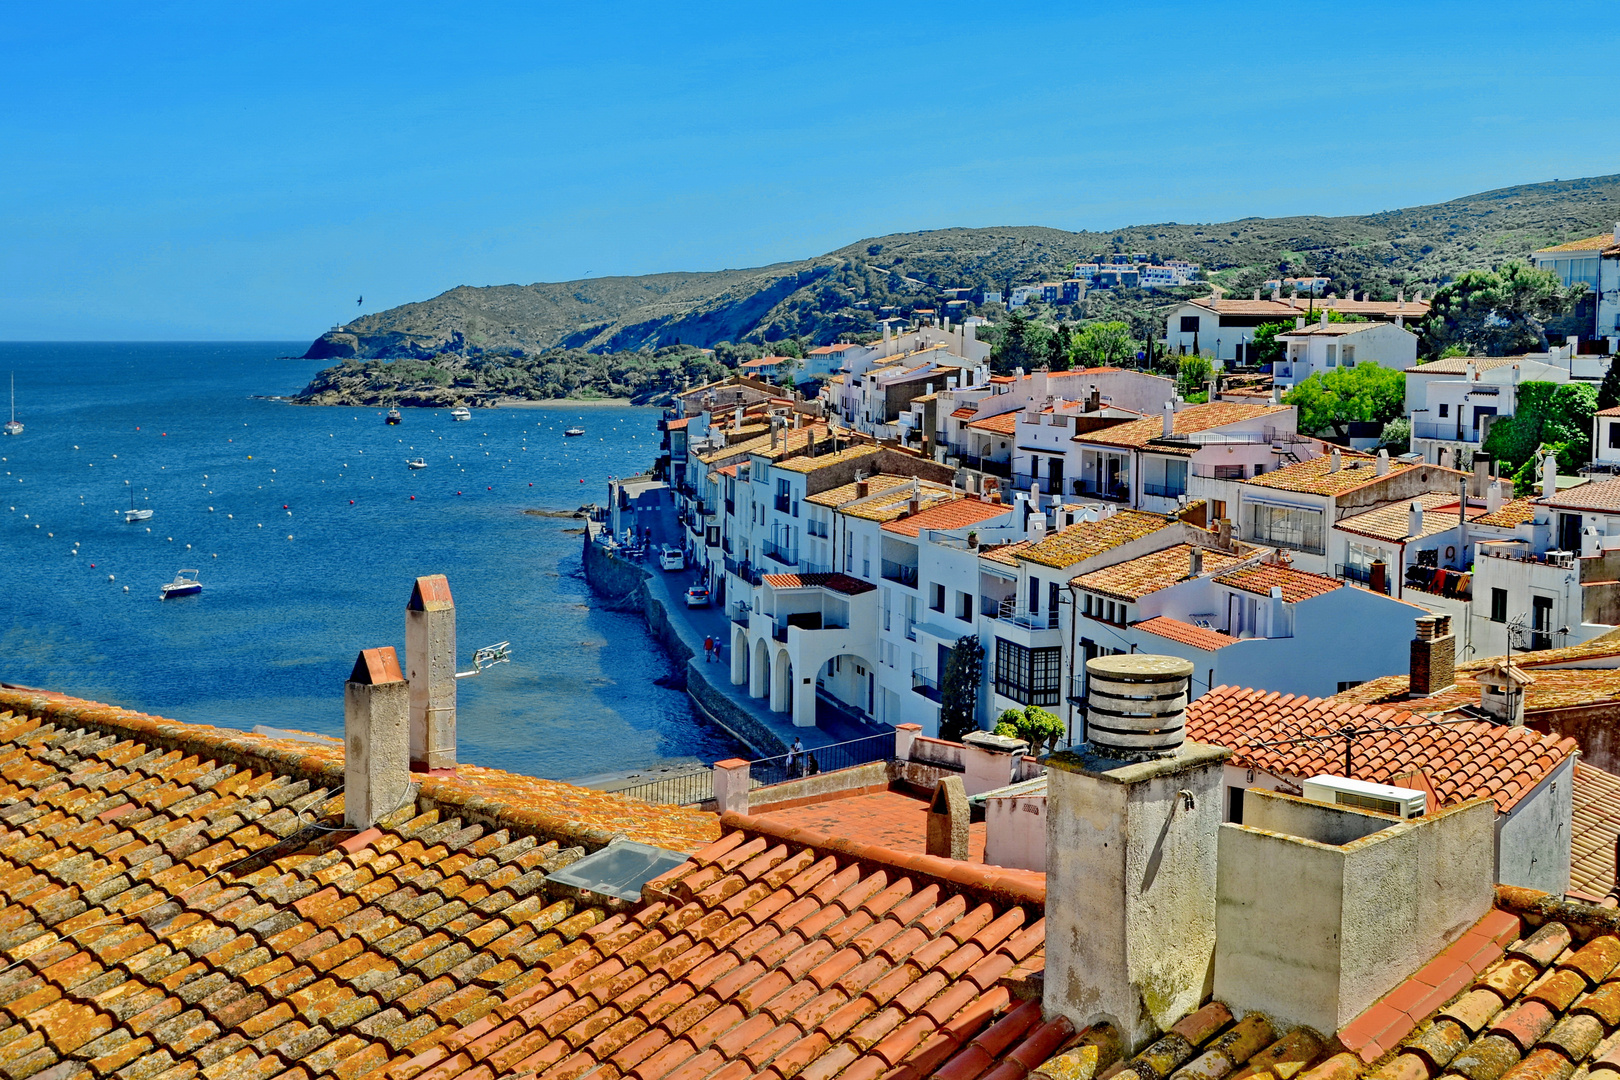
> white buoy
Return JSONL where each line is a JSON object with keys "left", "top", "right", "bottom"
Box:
{"left": 108, "top": 574, "right": 114, "bottom": 581}
{"left": 123, "top": 586, "right": 128, "bottom": 592}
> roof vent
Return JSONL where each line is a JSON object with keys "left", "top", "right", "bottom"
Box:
{"left": 547, "top": 840, "right": 692, "bottom": 902}
{"left": 1085, "top": 654, "right": 1193, "bottom": 758}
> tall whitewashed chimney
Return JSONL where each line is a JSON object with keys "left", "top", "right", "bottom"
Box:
{"left": 1045, "top": 654, "right": 1229, "bottom": 1052}
{"left": 1487, "top": 479, "right": 1504, "bottom": 513}
{"left": 406, "top": 574, "right": 457, "bottom": 772}
{"left": 1376, "top": 448, "right": 1390, "bottom": 476}
{"left": 1330, "top": 448, "right": 1341, "bottom": 472}
{"left": 1268, "top": 585, "right": 1286, "bottom": 637}
{"left": 1408, "top": 499, "right": 1425, "bottom": 538}
{"left": 1162, "top": 401, "right": 1175, "bottom": 437}
{"left": 1542, "top": 453, "right": 1558, "bottom": 500}
{"left": 344, "top": 647, "right": 411, "bottom": 830}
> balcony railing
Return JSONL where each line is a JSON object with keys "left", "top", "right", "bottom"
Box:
{"left": 761, "top": 538, "right": 797, "bottom": 566}
{"left": 998, "top": 598, "right": 1059, "bottom": 630}
{"left": 1075, "top": 479, "right": 1130, "bottom": 501}
{"left": 912, "top": 672, "right": 942, "bottom": 702}
{"left": 880, "top": 560, "right": 919, "bottom": 587}
{"left": 1335, "top": 563, "right": 1389, "bottom": 594}
{"left": 729, "top": 602, "right": 751, "bottom": 626}
{"left": 798, "top": 560, "right": 833, "bottom": 576}
{"left": 958, "top": 455, "right": 1012, "bottom": 479}
{"left": 1141, "top": 482, "right": 1187, "bottom": 499}
{"left": 1412, "top": 422, "right": 1482, "bottom": 444}
{"left": 748, "top": 730, "right": 896, "bottom": 788}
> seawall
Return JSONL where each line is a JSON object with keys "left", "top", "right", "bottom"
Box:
{"left": 582, "top": 529, "right": 787, "bottom": 757}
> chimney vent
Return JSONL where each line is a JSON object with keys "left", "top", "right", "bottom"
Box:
{"left": 1162, "top": 401, "right": 1175, "bottom": 437}
{"left": 1085, "top": 654, "right": 1193, "bottom": 758}
{"left": 1409, "top": 499, "right": 1424, "bottom": 538}
{"left": 344, "top": 647, "right": 412, "bottom": 830}
{"left": 1330, "top": 448, "right": 1341, "bottom": 472}
{"left": 406, "top": 575, "right": 457, "bottom": 772}
{"left": 1189, "top": 547, "right": 1203, "bottom": 577}
{"left": 1376, "top": 448, "right": 1389, "bottom": 476}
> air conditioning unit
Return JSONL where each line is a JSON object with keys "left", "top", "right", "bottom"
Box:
{"left": 1549, "top": 550, "right": 1575, "bottom": 568}
{"left": 1301, "top": 775, "right": 1426, "bottom": 818}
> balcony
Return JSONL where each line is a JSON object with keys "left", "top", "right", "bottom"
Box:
{"left": 880, "top": 560, "right": 919, "bottom": 588}
{"left": 911, "top": 672, "right": 942, "bottom": 702}
{"left": 1141, "top": 483, "right": 1187, "bottom": 499}
{"left": 761, "top": 538, "right": 797, "bottom": 566}
{"left": 959, "top": 455, "right": 1012, "bottom": 479}
{"left": 729, "top": 602, "right": 751, "bottom": 626}
{"left": 1335, "top": 563, "right": 1389, "bottom": 594}
{"left": 1075, "top": 479, "right": 1130, "bottom": 502}
{"left": 1412, "top": 421, "right": 1482, "bottom": 444}
{"left": 999, "top": 598, "right": 1059, "bottom": 630}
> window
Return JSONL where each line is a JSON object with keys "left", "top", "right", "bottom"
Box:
{"left": 957, "top": 591, "right": 973, "bottom": 621}
{"left": 1438, "top": 403, "right": 1449, "bottom": 418}
{"left": 1325, "top": 345, "right": 1337, "bottom": 367}
{"left": 1227, "top": 787, "right": 1245, "bottom": 825}
{"left": 1211, "top": 499, "right": 1227, "bottom": 522}
{"left": 1180, "top": 316, "right": 1200, "bottom": 334}
{"left": 1213, "top": 464, "right": 1245, "bottom": 480}
{"left": 1610, "top": 422, "right": 1620, "bottom": 450}
{"left": 1490, "top": 588, "right": 1508, "bottom": 623}
{"left": 1532, "top": 595, "right": 1555, "bottom": 651}
{"left": 994, "top": 638, "right": 1063, "bottom": 705}
{"left": 930, "top": 582, "right": 946, "bottom": 612}
{"left": 1247, "top": 502, "right": 1325, "bottom": 554}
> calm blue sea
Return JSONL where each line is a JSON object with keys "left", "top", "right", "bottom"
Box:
{"left": 0, "top": 342, "right": 743, "bottom": 779}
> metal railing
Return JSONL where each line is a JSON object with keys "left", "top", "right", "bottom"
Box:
{"left": 912, "top": 672, "right": 942, "bottom": 701}
{"left": 880, "top": 560, "right": 919, "bottom": 587}
{"left": 1141, "top": 482, "right": 1186, "bottom": 499}
{"left": 749, "top": 730, "right": 895, "bottom": 787}
{"left": 761, "top": 538, "right": 797, "bottom": 566}
{"left": 1335, "top": 563, "right": 1389, "bottom": 593}
{"left": 1412, "top": 422, "right": 1481, "bottom": 443}
{"left": 998, "top": 598, "right": 1059, "bottom": 630}
{"left": 1075, "top": 479, "right": 1130, "bottom": 501}
{"left": 729, "top": 602, "right": 751, "bottom": 626}
{"left": 614, "top": 769, "right": 715, "bottom": 806}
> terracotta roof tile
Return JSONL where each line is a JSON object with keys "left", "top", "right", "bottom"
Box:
{"left": 1244, "top": 453, "right": 1453, "bottom": 498}
{"left": 881, "top": 498, "right": 1013, "bottom": 537}
{"left": 1134, "top": 616, "right": 1241, "bottom": 652}
{"left": 966, "top": 413, "right": 1018, "bottom": 436}
{"left": 1336, "top": 494, "right": 1488, "bottom": 543}
{"left": 759, "top": 573, "right": 876, "bottom": 596}
{"left": 1072, "top": 545, "right": 1251, "bottom": 601}
{"left": 1215, "top": 563, "right": 1343, "bottom": 602}
{"left": 1075, "top": 403, "right": 1291, "bottom": 455}
{"left": 1472, "top": 499, "right": 1536, "bottom": 529}
{"left": 805, "top": 475, "right": 910, "bottom": 510}
{"left": 1185, "top": 686, "right": 1575, "bottom": 813}
{"left": 1014, "top": 511, "right": 1173, "bottom": 570}
{"left": 1536, "top": 233, "right": 1616, "bottom": 252}
{"left": 1543, "top": 478, "right": 1620, "bottom": 513}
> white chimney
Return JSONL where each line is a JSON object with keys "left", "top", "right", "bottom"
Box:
{"left": 344, "top": 647, "right": 412, "bottom": 830}
{"left": 1163, "top": 401, "right": 1175, "bottom": 437}
{"left": 1398, "top": 290, "right": 1405, "bottom": 303}
{"left": 1268, "top": 585, "right": 1286, "bottom": 637}
{"left": 1295, "top": 316, "right": 1306, "bottom": 329}
{"left": 1319, "top": 311, "right": 1329, "bottom": 326}
{"left": 1028, "top": 512, "right": 1047, "bottom": 540}
{"left": 1487, "top": 479, "right": 1504, "bottom": 513}
{"left": 1542, "top": 453, "right": 1558, "bottom": 500}
{"left": 1330, "top": 448, "right": 1341, "bottom": 472}
{"left": 1466, "top": 361, "right": 1477, "bottom": 382}
{"left": 1376, "top": 449, "right": 1389, "bottom": 476}
{"left": 1045, "top": 655, "right": 1229, "bottom": 1052}
{"left": 1409, "top": 500, "right": 1424, "bottom": 538}
{"left": 406, "top": 574, "right": 457, "bottom": 772}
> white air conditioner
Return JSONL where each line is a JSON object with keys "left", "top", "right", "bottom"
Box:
{"left": 1301, "top": 775, "right": 1426, "bottom": 818}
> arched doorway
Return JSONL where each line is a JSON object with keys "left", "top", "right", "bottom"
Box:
{"left": 730, "top": 626, "right": 749, "bottom": 687}
{"left": 771, "top": 649, "right": 793, "bottom": 713}
{"left": 818, "top": 653, "right": 876, "bottom": 718}
{"left": 750, "top": 636, "right": 770, "bottom": 699}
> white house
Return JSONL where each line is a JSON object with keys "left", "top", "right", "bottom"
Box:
{"left": 1534, "top": 224, "right": 1620, "bottom": 349}
{"left": 1165, "top": 294, "right": 1430, "bottom": 365}
{"left": 1405, "top": 355, "right": 1573, "bottom": 467}
{"left": 1271, "top": 318, "right": 1418, "bottom": 387}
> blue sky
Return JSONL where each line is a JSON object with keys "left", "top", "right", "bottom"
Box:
{"left": 1, "top": 2, "right": 1615, "bottom": 341}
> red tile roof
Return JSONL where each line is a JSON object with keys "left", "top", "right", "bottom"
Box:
{"left": 950, "top": 407, "right": 978, "bottom": 420}
{"left": 1075, "top": 403, "right": 1290, "bottom": 455}
{"left": 1537, "top": 233, "right": 1617, "bottom": 252}
{"left": 1544, "top": 478, "right": 1620, "bottom": 512}
{"left": 1216, "top": 563, "right": 1343, "bottom": 602}
{"left": 1185, "top": 686, "right": 1575, "bottom": 812}
{"left": 760, "top": 572, "right": 877, "bottom": 595}
{"left": 1135, "top": 616, "right": 1240, "bottom": 651}
{"left": 665, "top": 417, "right": 690, "bottom": 430}
{"left": 1071, "top": 545, "right": 1250, "bottom": 601}
{"left": 1599, "top": 406, "right": 1620, "bottom": 418}
{"left": 402, "top": 811, "right": 1058, "bottom": 1080}
{"left": 965, "top": 412, "right": 1018, "bottom": 436}
{"left": 1571, "top": 762, "right": 1620, "bottom": 900}
{"left": 1470, "top": 497, "right": 1536, "bottom": 529}
{"left": 881, "top": 498, "right": 1012, "bottom": 537}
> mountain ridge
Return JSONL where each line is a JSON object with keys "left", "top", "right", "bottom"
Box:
{"left": 304, "top": 173, "right": 1620, "bottom": 361}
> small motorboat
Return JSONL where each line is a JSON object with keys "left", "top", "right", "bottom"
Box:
{"left": 386, "top": 409, "right": 402, "bottom": 425}
{"left": 564, "top": 427, "right": 585, "bottom": 437}
{"left": 450, "top": 407, "right": 472, "bottom": 421}
{"left": 159, "top": 569, "right": 202, "bottom": 599}
{"left": 3, "top": 374, "right": 20, "bottom": 437}
{"left": 125, "top": 489, "right": 152, "bottom": 523}
{"left": 406, "top": 458, "right": 427, "bottom": 469}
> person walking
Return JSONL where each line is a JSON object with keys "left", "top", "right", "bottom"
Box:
{"left": 786, "top": 737, "right": 803, "bottom": 779}
{"left": 703, "top": 636, "right": 714, "bottom": 662}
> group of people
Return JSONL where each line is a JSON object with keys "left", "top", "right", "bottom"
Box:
{"left": 702, "top": 635, "right": 723, "bottom": 663}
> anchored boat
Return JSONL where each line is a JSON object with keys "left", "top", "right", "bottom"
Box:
{"left": 450, "top": 407, "right": 471, "bottom": 421}
{"left": 406, "top": 458, "right": 427, "bottom": 469}
{"left": 159, "top": 569, "right": 201, "bottom": 599}
{"left": 386, "top": 408, "right": 402, "bottom": 425}
{"left": 3, "top": 374, "right": 20, "bottom": 436}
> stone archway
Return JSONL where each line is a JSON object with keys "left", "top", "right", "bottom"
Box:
{"left": 771, "top": 648, "right": 793, "bottom": 714}
{"left": 750, "top": 636, "right": 771, "bottom": 699}
{"left": 731, "top": 626, "right": 749, "bottom": 687}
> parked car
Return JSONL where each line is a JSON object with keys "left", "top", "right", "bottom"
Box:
{"left": 659, "top": 546, "right": 685, "bottom": 571}
{"left": 685, "top": 584, "right": 710, "bottom": 607}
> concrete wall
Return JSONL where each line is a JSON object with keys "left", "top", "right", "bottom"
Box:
{"left": 985, "top": 790, "right": 1046, "bottom": 870}
{"left": 1495, "top": 754, "right": 1573, "bottom": 893}
{"left": 1043, "top": 741, "right": 1229, "bottom": 1052}
{"left": 1214, "top": 790, "right": 1495, "bottom": 1034}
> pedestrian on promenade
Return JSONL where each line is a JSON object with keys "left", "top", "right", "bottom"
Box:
{"left": 703, "top": 636, "right": 714, "bottom": 662}
{"left": 786, "top": 737, "right": 803, "bottom": 779}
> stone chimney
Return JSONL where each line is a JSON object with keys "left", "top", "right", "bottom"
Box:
{"left": 1409, "top": 614, "right": 1456, "bottom": 698}
{"left": 1487, "top": 478, "right": 1504, "bottom": 513}
{"left": 406, "top": 574, "right": 457, "bottom": 772}
{"left": 1088, "top": 385, "right": 1101, "bottom": 412}
{"left": 1477, "top": 660, "right": 1532, "bottom": 726}
{"left": 1376, "top": 448, "right": 1390, "bottom": 476}
{"left": 1473, "top": 458, "right": 1489, "bottom": 498}
{"left": 1044, "top": 654, "right": 1229, "bottom": 1052}
{"left": 1542, "top": 452, "right": 1558, "bottom": 499}
{"left": 1189, "top": 546, "right": 1203, "bottom": 577}
{"left": 1408, "top": 499, "right": 1424, "bottom": 538}
{"left": 1215, "top": 518, "right": 1232, "bottom": 549}
{"left": 344, "top": 647, "right": 411, "bottom": 830}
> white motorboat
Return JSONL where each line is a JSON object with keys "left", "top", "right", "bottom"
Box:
{"left": 159, "top": 569, "right": 201, "bottom": 599}
{"left": 406, "top": 457, "right": 427, "bottom": 469}
{"left": 3, "top": 374, "right": 20, "bottom": 436}
{"left": 124, "top": 488, "right": 152, "bottom": 523}
{"left": 564, "top": 427, "right": 585, "bottom": 437}
{"left": 450, "top": 407, "right": 471, "bottom": 421}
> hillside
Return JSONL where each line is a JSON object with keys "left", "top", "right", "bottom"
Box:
{"left": 304, "top": 173, "right": 1620, "bottom": 362}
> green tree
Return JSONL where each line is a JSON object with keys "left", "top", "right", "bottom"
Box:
{"left": 1282, "top": 365, "right": 1406, "bottom": 439}
{"left": 1069, "top": 321, "right": 1137, "bottom": 368}
{"left": 1177, "top": 355, "right": 1213, "bottom": 398}
{"left": 1480, "top": 381, "right": 1597, "bottom": 481}
{"left": 938, "top": 636, "right": 984, "bottom": 743}
{"left": 1599, "top": 357, "right": 1620, "bottom": 413}
{"left": 989, "top": 310, "right": 1050, "bottom": 374}
{"left": 1378, "top": 417, "right": 1411, "bottom": 454}
{"left": 1422, "top": 262, "right": 1586, "bottom": 357}
{"left": 1048, "top": 323, "right": 1074, "bottom": 371}
{"left": 1249, "top": 321, "right": 1295, "bottom": 367}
